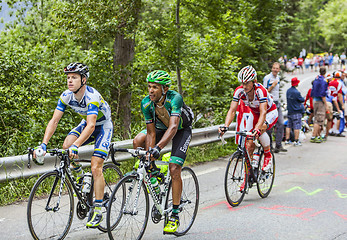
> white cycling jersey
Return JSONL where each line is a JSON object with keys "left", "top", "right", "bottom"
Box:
{"left": 56, "top": 85, "right": 112, "bottom": 126}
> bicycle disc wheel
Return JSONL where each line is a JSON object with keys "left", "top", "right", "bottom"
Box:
{"left": 98, "top": 163, "right": 123, "bottom": 232}
{"left": 165, "top": 167, "right": 199, "bottom": 236}
{"left": 27, "top": 170, "right": 74, "bottom": 240}
{"left": 107, "top": 175, "right": 149, "bottom": 240}
{"left": 224, "top": 152, "right": 248, "bottom": 207}
{"left": 257, "top": 151, "right": 275, "bottom": 198}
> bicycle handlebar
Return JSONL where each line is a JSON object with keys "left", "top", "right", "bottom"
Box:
{"left": 114, "top": 148, "right": 147, "bottom": 156}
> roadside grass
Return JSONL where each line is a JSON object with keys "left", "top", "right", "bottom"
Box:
{"left": 0, "top": 139, "right": 236, "bottom": 206}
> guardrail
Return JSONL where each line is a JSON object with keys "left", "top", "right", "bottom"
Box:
{"left": 0, "top": 123, "right": 237, "bottom": 182}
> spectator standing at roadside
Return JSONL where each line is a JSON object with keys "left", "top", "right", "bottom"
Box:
{"left": 340, "top": 52, "right": 346, "bottom": 69}
{"left": 328, "top": 53, "right": 334, "bottom": 70}
{"left": 333, "top": 54, "right": 340, "bottom": 70}
{"left": 304, "top": 81, "right": 314, "bottom": 125}
{"left": 298, "top": 56, "right": 304, "bottom": 74}
{"left": 304, "top": 57, "right": 311, "bottom": 72}
{"left": 263, "top": 62, "right": 287, "bottom": 153}
{"left": 310, "top": 67, "right": 328, "bottom": 143}
{"left": 285, "top": 77, "right": 305, "bottom": 146}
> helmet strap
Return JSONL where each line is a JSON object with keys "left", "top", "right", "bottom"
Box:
{"left": 245, "top": 82, "right": 255, "bottom": 94}
{"left": 73, "top": 75, "right": 85, "bottom": 94}
{"left": 155, "top": 85, "right": 167, "bottom": 107}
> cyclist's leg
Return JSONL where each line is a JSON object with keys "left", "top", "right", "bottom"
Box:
{"left": 164, "top": 127, "right": 192, "bottom": 233}
{"left": 260, "top": 108, "right": 278, "bottom": 170}
{"left": 133, "top": 129, "right": 147, "bottom": 149}
{"left": 87, "top": 123, "right": 113, "bottom": 228}
{"left": 63, "top": 120, "right": 92, "bottom": 176}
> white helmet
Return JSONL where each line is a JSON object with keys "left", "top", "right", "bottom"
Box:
{"left": 238, "top": 65, "right": 257, "bottom": 83}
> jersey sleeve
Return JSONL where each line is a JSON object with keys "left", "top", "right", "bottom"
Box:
{"left": 86, "top": 92, "right": 100, "bottom": 116}
{"left": 256, "top": 86, "right": 268, "bottom": 103}
{"left": 56, "top": 91, "right": 69, "bottom": 112}
{"left": 232, "top": 86, "right": 243, "bottom": 102}
{"left": 170, "top": 94, "right": 183, "bottom": 117}
{"left": 141, "top": 97, "right": 154, "bottom": 124}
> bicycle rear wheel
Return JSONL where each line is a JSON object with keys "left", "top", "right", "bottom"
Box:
{"left": 165, "top": 167, "right": 199, "bottom": 236}
{"left": 27, "top": 170, "right": 74, "bottom": 240}
{"left": 107, "top": 175, "right": 149, "bottom": 240}
{"left": 224, "top": 152, "right": 248, "bottom": 207}
{"left": 257, "top": 151, "right": 275, "bottom": 198}
{"left": 97, "top": 163, "right": 123, "bottom": 232}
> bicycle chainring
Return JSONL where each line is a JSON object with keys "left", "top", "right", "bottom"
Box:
{"left": 151, "top": 205, "right": 162, "bottom": 224}
{"left": 76, "top": 201, "right": 89, "bottom": 220}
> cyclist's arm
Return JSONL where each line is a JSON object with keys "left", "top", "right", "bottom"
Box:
{"left": 73, "top": 114, "right": 97, "bottom": 147}
{"left": 42, "top": 109, "right": 64, "bottom": 145}
{"left": 338, "top": 93, "right": 344, "bottom": 110}
{"left": 156, "top": 116, "right": 179, "bottom": 149}
{"left": 223, "top": 101, "right": 238, "bottom": 128}
{"left": 332, "top": 99, "right": 341, "bottom": 112}
{"left": 146, "top": 122, "right": 156, "bottom": 150}
{"left": 254, "top": 102, "right": 267, "bottom": 131}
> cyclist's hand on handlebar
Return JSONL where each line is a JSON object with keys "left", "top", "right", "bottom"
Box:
{"left": 252, "top": 128, "right": 261, "bottom": 139}
{"left": 218, "top": 126, "right": 229, "bottom": 137}
{"left": 148, "top": 146, "right": 161, "bottom": 159}
{"left": 33, "top": 143, "right": 47, "bottom": 159}
{"left": 68, "top": 144, "right": 79, "bottom": 159}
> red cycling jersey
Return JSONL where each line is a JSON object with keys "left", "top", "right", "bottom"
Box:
{"left": 328, "top": 79, "right": 342, "bottom": 99}
{"left": 233, "top": 83, "right": 276, "bottom": 114}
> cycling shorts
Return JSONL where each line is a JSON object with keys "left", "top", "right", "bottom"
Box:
{"left": 252, "top": 108, "right": 278, "bottom": 131}
{"left": 140, "top": 127, "right": 192, "bottom": 166}
{"left": 68, "top": 120, "right": 113, "bottom": 160}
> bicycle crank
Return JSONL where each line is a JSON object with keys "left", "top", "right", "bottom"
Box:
{"left": 151, "top": 205, "right": 162, "bottom": 224}
{"left": 76, "top": 201, "right": 89, "bottom": 220}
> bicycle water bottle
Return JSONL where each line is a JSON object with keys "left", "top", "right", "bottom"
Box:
{"left": 82, "top": 172, "right": 92, "bottom": 193}
{"left": 251, "top": 153, "right": 260, "bottom": 168}
{"left": 150, "top": 177, "right": 161, "bottom": 197}
{"left": 35, "top": 147, "right": 45, "bottom": 165}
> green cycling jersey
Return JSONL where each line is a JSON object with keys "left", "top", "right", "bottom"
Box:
{"left": 141, "top": 90, "right": 194, "bottom": 130}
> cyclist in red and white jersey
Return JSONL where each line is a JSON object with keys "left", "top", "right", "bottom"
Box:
{"left": 219, "top": 66, "right": 278, "bottom": 171}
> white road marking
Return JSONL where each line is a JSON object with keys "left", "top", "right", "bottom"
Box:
{"left": 195, "top": 167, "right": 222, "bottom": 177}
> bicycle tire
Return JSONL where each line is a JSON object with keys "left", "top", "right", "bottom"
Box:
{"left": 107, "top": 175, "right": 149, "bottom": 240}
{"left": 97, "top": 163, "right": 123, "bottom": 232}
{"left": 27, "top": 170, "right": 74, "bottom": 240}
{"left": 165, "top": 167, "right": 199, "bottom": 236}
{"left": 256, "top": 150, "right": 275, "bottom": 198}
{"left": 224, "top": 152, "right": 248, "bottom": 207}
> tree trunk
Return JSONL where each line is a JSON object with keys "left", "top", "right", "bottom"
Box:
{"left": 112, "top": 34, "right": 135, "bottom": 139}
{"left": 176, "top": 0, "right": 183, "bottom": 95}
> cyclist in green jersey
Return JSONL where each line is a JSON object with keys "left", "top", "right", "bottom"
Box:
{"left": 133, "top": 70, "right": 194, "bottom": 233}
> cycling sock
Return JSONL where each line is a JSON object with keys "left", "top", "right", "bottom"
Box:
{"left": 74, "top": 166, "right": 83, "bottom": 174}
{"left": 94, "top": 199, "right": 103, "bottom": 212}
{"left": 172, "top": 204, "right": 180, "bottom": 217}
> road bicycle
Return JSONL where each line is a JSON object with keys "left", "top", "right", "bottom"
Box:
{"left": 223, "top": 131, "right": 275, "bottom": 207}
{"left": 106, "top": 148, "right": 199, "bottom": 240}
{"left": 27, "top": 146, "right": 123, "bottom": 240}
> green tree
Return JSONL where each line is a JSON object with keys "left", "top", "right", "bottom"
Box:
{"left": 319, "top": 0, "right": 347, "bottom": 53}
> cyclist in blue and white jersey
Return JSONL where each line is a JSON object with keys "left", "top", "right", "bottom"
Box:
{"left": 34, "top": 62, "right": 113, "bottom": 228}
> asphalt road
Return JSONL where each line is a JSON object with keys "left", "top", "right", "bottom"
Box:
{"left": 1, "top": 69, "right": 346, "bottom": 240}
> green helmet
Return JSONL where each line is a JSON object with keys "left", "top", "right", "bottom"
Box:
{"left": 146, "top": 70, "right": 171, "bottom": 87}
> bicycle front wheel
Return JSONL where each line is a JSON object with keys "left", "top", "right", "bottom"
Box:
{"left": 165, "top": 167, "right": 199, "bottom": 236}
{"left": 107, "top": 175, "right": 149, "bottom": 240}
{"left": 97, "top": 163, "right": 123, "bottom": 232}
{"left": 27, "top": 170, "right": 74, "bottom": 240}
{"left": 257, "top": 151, "right": 275, "bottom": 198}
{"left": 224, "top": 152, "right": 248, "bottom": 207}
